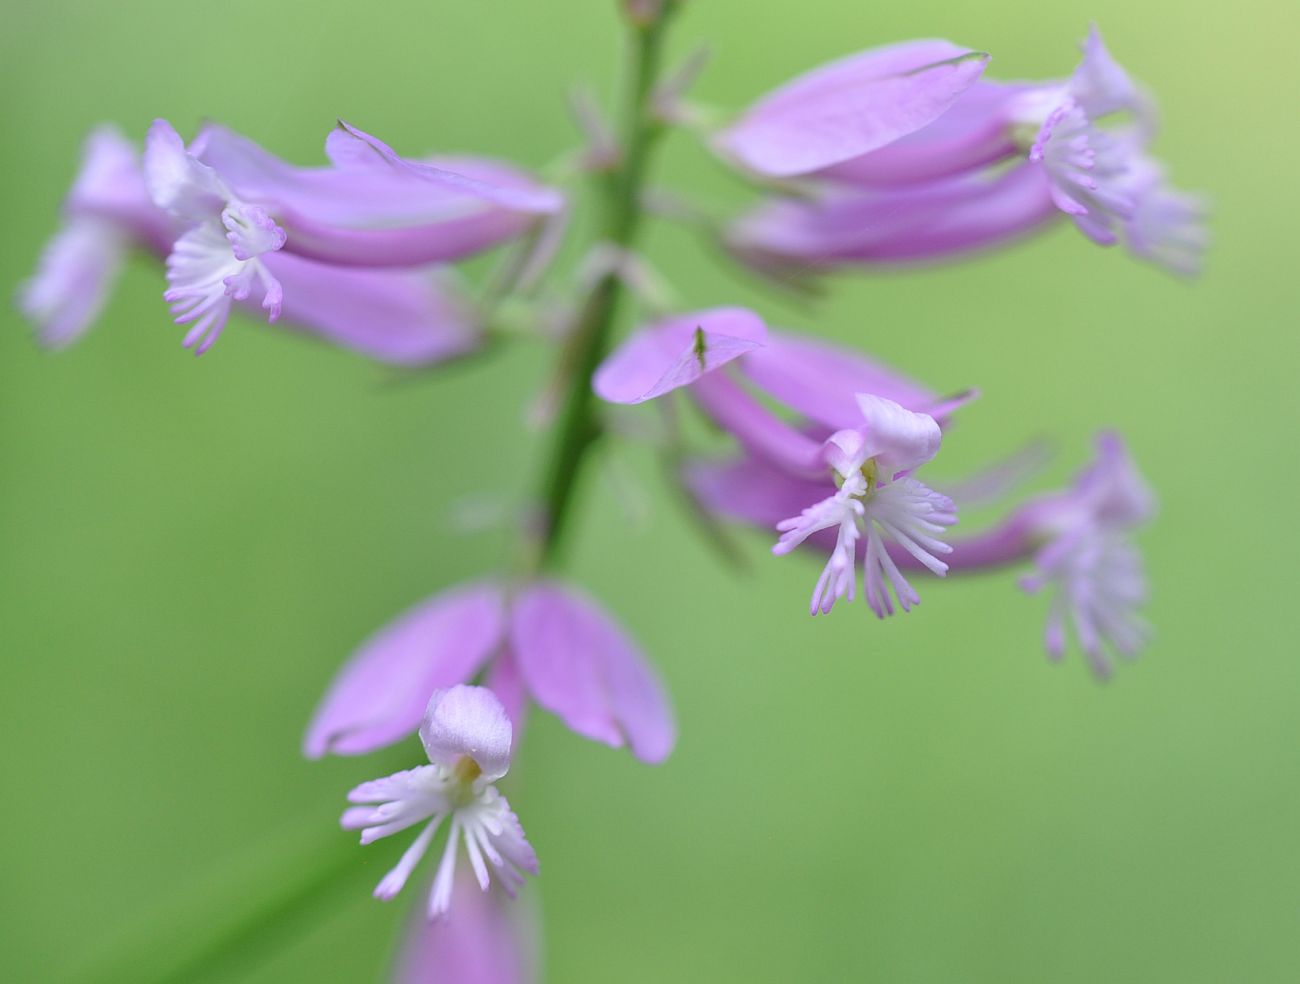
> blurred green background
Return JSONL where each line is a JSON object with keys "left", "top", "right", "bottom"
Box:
{"left": 2, "top": 1, "right": 1298, "bottom": 981}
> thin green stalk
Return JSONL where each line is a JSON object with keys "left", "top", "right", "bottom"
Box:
{"left": 529, "top": 9, "right": 677, "bottom": 569}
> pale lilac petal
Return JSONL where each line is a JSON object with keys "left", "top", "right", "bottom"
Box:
{"left": 1073, "top": 432, "right": 1156, "bottom": 527}
{"left": 143, "top": 119, "right": 226, "bottom": 219}
{"left": 740, "top": 332, "right": 941, "bottom": 429}
{"left": 593, "top": 307, "right": 767, "bottom": 404}
{"left": 689, "top": 372, "right": 826, "bottom": 477}
{"left": 686, "top": 454, "right": 829, "bottom": 529}
{"left": 1068, "top": 26, "right": 1142, "bottom": 120}
{"left": 18, "top": 216, "right": 129, "bottom": 349}
{"left": 817, "top": 81, "right": 1029, "bottom": 186}
{"left": 717, "top": 40, "right": 990, "bottom": 177}
{"left": 189, "top": 121, "right": 561, "bottom": 268}
{"left": 728, "top": 163, "right": 1058, "bottom": 268}
{"left": 326, "top": 122, "right": 563, "bottom": 214}
{"left": 265, "top": 255, "right": 480, "bottom": 365}
{"left": 66, "top": 125, "right": 173, "bottom": 247}
{"left": 375, "top": 818, "right": 443, "bottom": 901}
{"left": 303, "top": 582, "right": 505, "bottom": 758}
{"left": 511, "top": 582, "right": 675, "bottom": 763}
{"left": 420, "top": 686, "right": 514, "bottom": 781}
{"left": 855, "top": 394, "right": 942, "bottom": 474}
{"left": 1121, "top": 157, "right": 1208, "bottom": 277}
{"left": 394, "top": 873, "right": 538, "bottom": 984}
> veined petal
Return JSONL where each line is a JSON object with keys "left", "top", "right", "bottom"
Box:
{"left": 511, "top": 582, "right": 675, "bottom": 763}
{"left": 303, "top": 582, "right": 506, "bottom": 758}
{"left": 420, "top": 686, "right": 514, "bottom": 781}
{"left": 817, "top": 81, "right": 1028, "bottom": 186}
{"left": 327, "top": 122, "right": 563, "bottom": 215}
{"left": 717, "top": 40, "right": 990, "bottom": 177}
{"left": 593, "top": 307, "right": 767, "bottom": 404}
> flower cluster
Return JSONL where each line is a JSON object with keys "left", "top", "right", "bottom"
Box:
{"left": 719, "top": 29, "right": 1206, "bottom": 277}
{"left": 20, "top": 7, "right": 1193, "bottom": 981}
{"left": 20, "top": 119, "right": 560, "bottom": 360}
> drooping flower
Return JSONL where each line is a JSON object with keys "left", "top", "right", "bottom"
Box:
{"left": 770, "top": 396, "right": 955, "bottom": 617}
{"left": 343, "top": 686, "right": 538, "bottom": 920}
{"left": 594, "top": 307, "right": 965, "bottom": 616}
{"left": 145, "top": 120, "right": 287, "bottom": 353}
{"left": 19, "top": 124, "right": 491, "bottom": 363}
{"left": 304, "top": 579, "right": 675, "bottom": 763}
{"left": 1014, "top": 433, "right": 1155, "bottom": 678}
{"left": 723, "top": 28, "right": 1205, "bottom": 275}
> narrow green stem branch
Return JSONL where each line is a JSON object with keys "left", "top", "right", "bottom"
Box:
{"left": 529, "top": 11, "right": 676, "bottom": 569}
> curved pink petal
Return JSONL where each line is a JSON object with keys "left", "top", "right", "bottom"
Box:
{"left": 593, "top": 306, "right": 767, "bottom": 404}
{"left": 729, "top": 162, "right": 1058, "bottom": 267}
{"left": 510, "top": 582, "right": 674, "bottom": 763}
{"left": 817, "top": 81, "right": 1029, "bottom": 186}
{"left": 303, "top": 582, "right": 506, "bottom": 758}
{"left": 740, "top": 332, "right": 942, "bottom": 429}
{"left": 265, "top": 255, "right": 480, "bottom": 365}
{"left": 420, "top": 686, "right": 514, "bottom": 781}
{"left": 326, "top": 122, "right": 563, "bottom": 214}
{"left": 686, "top": 454, "right": 829, "bottom": 528}
{"left": 717, "top": 40, "right": 990, "bottom": 178}
{"left": 189, "top": 121, "right": 561, "bottom": 267}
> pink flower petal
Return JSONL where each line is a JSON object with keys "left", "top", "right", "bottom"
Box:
{"left": 303, "top": 582, "right": 506, "bottom": 758}
{"left": 593, "top": 307, "right": 767, "bottom": 404}
{"left": 717, "top": 40, "right": 990, "bottom": 177}
{"left": 420, "top": 686, "right": 514, "bottom": 781}
{"left": 511, "top": 582, "right": 675, "bottom": 763}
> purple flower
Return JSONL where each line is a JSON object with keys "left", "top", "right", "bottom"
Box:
{"left": 1013, "top": 433, "right": 1155, "bottom": 679}
{"left": 723, "top": 28, "right": 1205, "bottom": 275}
{"left": 19, "top": 124, "right": 494, "bottom": 363}
{"left": 595, "top": 307, "right": 967, "bottom": 616}
{"left": 770, "top": 396, "right": 954, "bottom": 617}
{"left": 143, "top": 119, "right": 561, "bottom": 355}
{"left": 343, "top": 686, "right": 538, "bottom": 920}
{"left": 691, "top": 431, "right": 1154, "bottom": 678}
{"left": 304, "top": 579, "right": 675, "bottom": 764}
{"left": 393, "top": 872, "right": 538, "bottom": 984}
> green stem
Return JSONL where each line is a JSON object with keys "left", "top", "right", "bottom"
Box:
{"left": 529, "top": 9, "right": 676, "bottom": 569}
